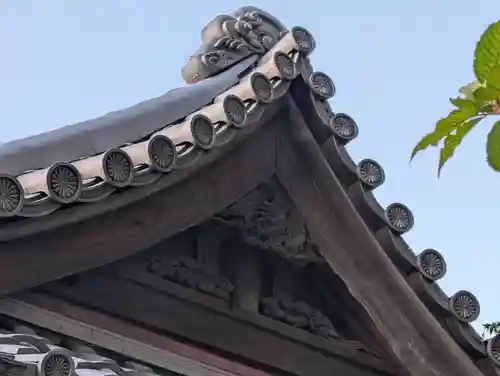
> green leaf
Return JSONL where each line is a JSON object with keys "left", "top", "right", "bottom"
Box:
{"left": 486, "top": 120, "right": 500, "bottom": 171}
{"left": 437, "top": 117, "right": 483, "bottom": 175}
{"left": 411, "top": 132, "right": 444, "bottom": 160}
{"left": 456, "top": 117, "right": 483, "bottom": 137}
{"left": 449, "top": 97, "right": 477, "bottom": 111}
{"left": 445, "top": 106, "right": 479, "bottom": 123}
{"left": 473, "top": 86, "right": 500, "bottom": 102}
{"left": 486, "top": 66, "right": 500, "bottom": 90}
{"left": 411, "top": 107, "right": 478, "bottom": 161}
{"left": 479, "top": 103, "right": 494, "bottom": 113}
{"left": 414, "top": 108, "right": 477, "bottom": 156}
{"left": 484, "top": 322, "right": 500, "bottom": 336}
{"left": 474, "top": 21, "right": 500, "bottom": 83}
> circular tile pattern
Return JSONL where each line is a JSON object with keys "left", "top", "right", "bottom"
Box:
{"left": 274, "top": 51, "right": 296, "bottom": 80}
{"left": 330, "top": 113, "right": 359, "bottom": 141}
{"left": 449, "top": 290, "right": 480, "bottom": 323}
{"left": 357, "top": 159, "right": 385, "bottom": 189}
{"left": 385, "top": 203, "right": 414, "bottom": 233}
{"left": 308, "top": 71, "right": 336, "bottom": 99}
{"left": 487, "top": 335, "right": 500, "bottom": 366}
{"left": 251, "top": 73, "right": 274, "bottom": 103}
{"left": 191, "top": 115, "right": 216, "bottom": 149}
{"left": 223, "top": 95, "right": 247, "bottom": 128}
{"left": 0, "top": 175, "right": 23, "bottom": 217}
{"left": 148, "top": 135, "right": 177, "bottom": 172}
{"left": 103, "top": 149, "right": 133, "bottom": 187}
{"left": 291, "top": 26, "right": 316, "bottom": 55}
{"left": 47, "top": 163, "right": 82, "bottom": 204}
{"left": 416, "top": 248, "right": 447, "bottom": 280}
{"left": 40, "top": 352, "right": 74, "bottom": 376}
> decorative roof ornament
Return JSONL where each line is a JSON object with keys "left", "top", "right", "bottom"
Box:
{"left": 357, "top": 159, "right": 385, "bottom": 190}
{"left": 102, "top": 149, "right": 134, "bottom": 188}
{"left": 0, "top": 175, "right": 23, "bottom": 217}
{"left": 308, "top": 71, "right": 336, "bottom": 99}
{"left": 416, "top": 248, "right": 447, "bottom": 281}
{"left": 449, "top": 290, "right": 480, "bottom": 323}
{"left": 182, "top": 7, "right": 289, "bottom": 84}
{"left": 46, "top": 163, "right": 82, "bottom": 204}
{"left": 147, "top": 135, "right": 178, "bottom": 173}
{"left": 329, "top": 113, "right": 359, "bottom": 143}
{"left": 384, "top": 203, "right": 414, "bottom": 234}
{"left": 38, "top": 349, "right": 75, "bottom": 376}
{"left": 487, "top": 334, "right": 500, "bottom": 366}
{"left": 249, "top": 72, "right": 274, "bottom": 103}
{"left": 273, "top": 51, "right": 297, "bottom": 79}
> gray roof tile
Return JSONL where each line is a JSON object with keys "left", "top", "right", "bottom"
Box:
{"left": 0, "top": 329, "right": 174, "bottom": 376}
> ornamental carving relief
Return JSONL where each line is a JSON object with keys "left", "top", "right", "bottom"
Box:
{"left": 145, "top": 225, "right": 234, "bottom": 301}
{"left": 214, "top": 182, "right": 324, "bottom": 267}
{"left": 146, "top": 255, "right": 234, "bottom": 301}
{"left": 182, "top": 7, "right": 287, "bottom": 83}
{"left": 260, "top": 296, "right": 340, "bottom": 339}
{"left": 77, "top": 179, "right": 379, "bottom": 356}
{"left": 259, "top": 295, "right": 379, "bottom": 356}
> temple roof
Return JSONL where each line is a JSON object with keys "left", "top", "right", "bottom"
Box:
{"left": 0, "top": 5, "right": 499, "bottom": 376}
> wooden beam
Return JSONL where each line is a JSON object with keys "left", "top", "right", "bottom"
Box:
{"left": 275, "top": 99, "right": 483, "bottom": 376}
{"left": 0, "top": 294, "right": 271, "bottom": 376}
{"left": 0, "top": 102, "right": 282, "bottom": 243}
{"left": 229, "top": 243, "right": 262, "bottom": 313}
{"left": 0, "top": 118, "right": 279, "bottom": 295}
{"left": 38, "top": 273, "right": 396, "bottom": 376}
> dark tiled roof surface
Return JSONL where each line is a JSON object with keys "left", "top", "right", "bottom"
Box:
{"left": 0, "top": 321, "right": 177, "bottom": 376}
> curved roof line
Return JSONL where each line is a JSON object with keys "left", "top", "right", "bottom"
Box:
{"left": 0, "top": 5, "right": 498, "bottom": 374}
{"left": 0, "top": 6, "right": 308, "bottom": 221}
{"left": 0, "top": 56, "right": 258, "bottom": 175}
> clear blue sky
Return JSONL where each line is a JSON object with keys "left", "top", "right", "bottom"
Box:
{"left": 1, "top": 1, "right": 498, "bottom": 331}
